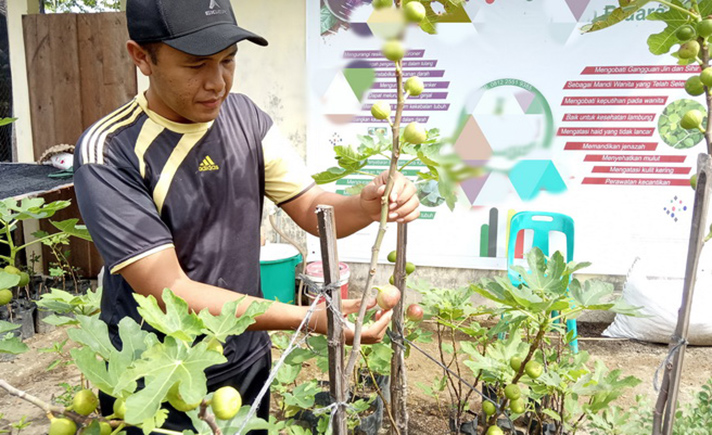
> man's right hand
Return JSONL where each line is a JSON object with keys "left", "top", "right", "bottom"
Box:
{"left": 306, "top": 298, "right": 393, "bottom": 345}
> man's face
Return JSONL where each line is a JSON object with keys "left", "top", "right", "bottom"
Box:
{"left": 145, "top": 44, "right": 237, "bottom": 123}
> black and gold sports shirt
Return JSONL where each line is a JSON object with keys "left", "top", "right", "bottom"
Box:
{"left": 73, "top": 92, "right": 314, "bottom": 383}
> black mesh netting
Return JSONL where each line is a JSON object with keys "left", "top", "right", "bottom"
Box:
{"left": 0, "top": 9, "right": 12, "bottom": 163}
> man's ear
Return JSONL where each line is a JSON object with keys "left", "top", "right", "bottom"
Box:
{"left": 127, "top": 41, "right": 153, "bottom": 76}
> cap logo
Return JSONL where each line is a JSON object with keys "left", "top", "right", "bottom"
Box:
{"left": 206, "top": 0, "right": 227, "bottom": 16}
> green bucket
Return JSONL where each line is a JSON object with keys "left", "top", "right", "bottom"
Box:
{"left": 259, "top": 243, "right": 302, "bottom": 304}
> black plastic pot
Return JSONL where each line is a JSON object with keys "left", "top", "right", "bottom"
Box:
{"left": 294, "top": 375, "right": 389, "bottom": 435}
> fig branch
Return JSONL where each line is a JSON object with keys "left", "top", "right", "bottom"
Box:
{"left": 198, "top": 402, "right": 222, "bottom": 435}
{"left": 344, "top": 53, "right": 406, "bottom": 378}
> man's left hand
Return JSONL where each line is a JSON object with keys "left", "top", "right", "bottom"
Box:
{"left": 360, "top": 170, "right": 420, "bottom": 223}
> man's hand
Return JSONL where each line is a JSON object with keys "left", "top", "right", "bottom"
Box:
{"left": 307, "top": 297, "right": 393, "bottom": 345}
{"left": 360, "top": 170, "right": 420, "bottom": 223}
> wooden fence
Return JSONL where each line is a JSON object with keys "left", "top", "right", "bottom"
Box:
{"left": 22, "top": 12, "right": 138, "bottom": 278}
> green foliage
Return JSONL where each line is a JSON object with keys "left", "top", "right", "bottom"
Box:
{"left": 0, "top": 320, "right": 28, "bottom": 354}
{"left": 43, "top": 0, "right": 120, "bottom": 13}
{"left": 36, "top": 287, "right": 102, "bottom": 326}
{"left": 581, "top": 0, "right": 656, "bottom": 32}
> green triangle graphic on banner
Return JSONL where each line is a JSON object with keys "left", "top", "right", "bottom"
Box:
{"left": 526, "top": 96, "right": 547, "bottom": 115}
{"left": 343, "top": 68, "right": 375, "bottom": 102}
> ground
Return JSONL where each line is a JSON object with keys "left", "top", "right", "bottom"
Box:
{"left": 1, "top": 323, "right": 712, "bottom": 435}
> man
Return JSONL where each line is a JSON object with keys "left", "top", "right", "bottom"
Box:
{"left": 72, "top": 0, "right": 420, "bottom": 433}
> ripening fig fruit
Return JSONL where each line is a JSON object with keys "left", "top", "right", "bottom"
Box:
{"left": 72, "top": 389, "right": 99, "bottom": 416}
{"left": 0, "top": 289, "right": 12, "bottom": 306}
{"left": 685, "top": 76, "right": 705, "bottom": 96}
{"left": 17, "top": 272, "right": 29, "bottom": 287}
{"left": 403, "top": 122, "right": 427, "bottom": 144}
{"left": 405, "top": 262, "right": 416, "bottom": 275}
{"left": 207, "top": 338, "right": 224, "bottom": 355}
{"left": 167, "top": 383, "right": 201, "bottom": 412}
{"left": 372, "top": 0, "right": 393, "bottom": 9}
{"left": 99, "top": 422, "right": 112, "bottom": 435}
{"left": 698, "top": 19, "right": 712, "bottom": 38}
{"left": 211, "top": 386, "right": 242, "bottom": 420}
{"left": 691, "top": 174, "right": 698, "bottom": 190}
{"left": 509, "top": 397, "right": 526, "bottom": 414}
{"left": 487, "top": 426, "right": 504, "bottom": 435}
{"left": 404, "top": 1, "right": 426, "bottom": 22}
{"left": 404, "top": 76, "right": 424, "bottom": 96}
{"left": 371, "top": 101, "right": 391, "bottom": 120}
{"left": 389, "top": 275, "right": 395, "bottom": 285}
{"left": 678, "top": 40, "right": 701, "bottom": 59}
{"left": 387, "top": 250, "right": 397, "bottom": 263}
{"left": 374, "top": 284, "right": 401, "bottom": 310}
{"left": 49, "top": 417, "right": 77, "bottom": 435}
{"left": 405, "top": 303, "right": 424, "bottom": 321}
{"left": 701, "top": 68, "right": 712, "bottom": 88}
{"left": 504, "top": 384, "right": 521, "bottom": 401}
{"left": 482, "top": 400, "right": 496, "bottom": 416}
{"left": 510, "top": 356, "right": 523, "bottom": 372}
{"left": 113, "top": 398, "right": 126, "bottom": 420}
{"left": 382, "top": 40, "right": 405, "bottom": 62}
{"left": 676, "top": 24, "right": 696, "bottom": 41}
{"left": 3, "top": 265, "right": 21, "bottom": 275}
{"left": 525, "top": 361, "right": 543, "bottom": 379}
{"left": 680, "top": 109, "right": 704, "bottom": 130}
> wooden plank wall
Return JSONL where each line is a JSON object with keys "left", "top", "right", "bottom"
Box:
{"left": 23, "top": 12, "right": 137, "bottom": 278}
{"left": 23, "top": 12, "right": 136, "bottom": 158}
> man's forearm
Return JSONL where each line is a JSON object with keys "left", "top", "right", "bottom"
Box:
{"left": 305, "top": 190, "right": 374, "bottom": 238}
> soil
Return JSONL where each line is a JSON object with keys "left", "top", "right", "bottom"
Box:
{"left": 2, "top": 323, "right": 712, "bottom": 435}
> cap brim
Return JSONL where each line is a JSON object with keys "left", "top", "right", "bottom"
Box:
{"left": 164, "top": 22, "right": 268, "bottom": 56}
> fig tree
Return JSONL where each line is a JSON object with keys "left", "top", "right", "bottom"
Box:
{"left": 113, "top": 398, "right": 126, "bottom": 420}
{"left": 372, "top": 0, "right": 393, "bottom": 9}
{"left": 403, "top": 122, "right": 426, "bottom": 144}
{"left": 405, "top": 262, "right": 416, "bottom": 275}
{"left": 3, "top": 265, "right": 21, "bottom": 275}
{"left": 698, "top": 19, "right": 712, "bottom": 38}
{"left": 49, "top": 418, "right": 77, "bottom": 435}
{"left": 509, "top": 356, "right": 523, "bottom": 372}
{"left": 167, "top": 383, "right": 201, "bottom": 412}
{"left": 525, "top": 360, "right": 543, "bottom": 379}
{"left": 678, "top": 40, "right": 700, "bottom": 59}
{"left": 510, "top": 397, "right": 526, "bottom": 414}
{"left": 211, "top": 386, "right": 242, "bottom": 420}
{"left": 371, "top": 101, "right": 391, "bottom": 120}
{"left": 405, "top": 303, "right": 423, "bottom": 321}
{"left": 17, "top": 272, "right": 29, "bottom": 287}
{"left": 72, "top": 389, "right": 99, "bottom": 416}
{"left": 389, "top": 275, "right": 395, "bottom": 285}
{"left": 387, "top": 250, "right": 397, "bottom": 263}
{"left": 676, "top": 24, "right": 696, "bottom": 41}
{"left": 685, "top": 76, "right": 705, "bottom": 96}
{"left": 504, "top": 384, "right": 521, "bottom": 401}
{"left": 0, "top": 289, "right": 12, "bottom": 306}
{"left": 680, "top": 109, "right": 704, "bottom": 130}
{"left": 374, "top": 284, "right": 401, "bottom": 310}
{"left": 382, "top": 40, "right": 405, "bottom": 62}
{"left": 404, "top": 1, "right": 426, "bottom": 23}
{"left": 487, "top": 426, "right": 504, "bottom": 435}
{"left": 691, "top": 174, "right": 698, "bottom": 190}
{"left": 404, "top": 76, "right": 424, "bottom": 96}
{"left": 701, "top": 67, "right": 712, "bottom": 88}
{"left": 482, "top": 400, "right": 496, "bottom": 416}
{"left": 99, "top": 422, "right": 111, "bottom": 435}
{"left": 207, "top": 338, "right": 224, "bottom": 355}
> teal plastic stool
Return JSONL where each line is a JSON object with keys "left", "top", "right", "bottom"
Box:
{"left": 507, "top": 211, "right": 578, "bottom": 353}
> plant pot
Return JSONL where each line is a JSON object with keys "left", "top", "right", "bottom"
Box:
{"left": 35, "top": 307, "right": 56, "bottom": 334}
{"left": 294, "top": 375, "right": 389, "bottom": 435}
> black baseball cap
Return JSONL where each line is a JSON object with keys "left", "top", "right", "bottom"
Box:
{"left": 126, "top": 0, "right": 268, "bottom": 56}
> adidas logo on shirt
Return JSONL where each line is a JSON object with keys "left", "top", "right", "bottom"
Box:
{"left": 199, "top": 156, "right": 220, "bottom": 172}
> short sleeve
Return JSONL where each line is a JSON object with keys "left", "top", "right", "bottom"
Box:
{"left": 262, "top": 125, "right": 315, "bottom": 206}
{"left": 74, "top": 164, "right": 174, "bottom": 274}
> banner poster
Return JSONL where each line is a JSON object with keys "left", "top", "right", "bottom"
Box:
{"left": 305, "top": 0, "right": 700, "bottom": 276}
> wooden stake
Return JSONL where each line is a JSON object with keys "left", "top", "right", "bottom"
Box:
{"left": 653, "top": 153, "right": 712, "bottom": 435}
{"left": 316, "top": 205, "right": 347, "bottom": 435}
{"left": 390, "top": 222, "right": 408, "bottom": 435}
